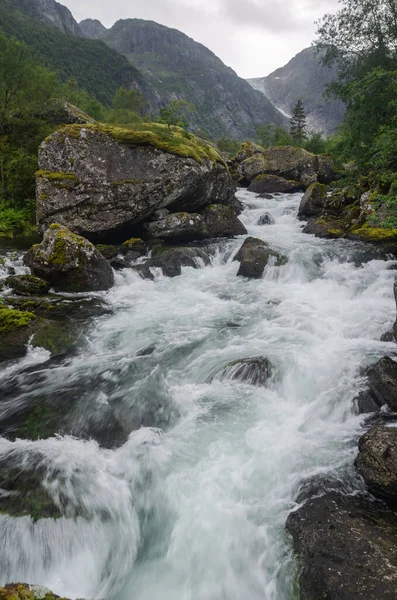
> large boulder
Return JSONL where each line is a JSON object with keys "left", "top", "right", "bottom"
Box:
{"left": 238, "top": 146, "right": 335, "bottom": 185}
{"left": 36, "top": 123, "right": 236, "bottom": 242}
{"left": 287, "top": 492, "right": 397, "bottom": 600}
{"left": 302, "top": 216, "right": 344, "bottom": 239}
{"left": 4, "top": 274, "right": 50, "bottom": 296}
{"left": 234, "top": 141, "right": 265, "bottom": 163}
{"left": 144, "top": 205, "right": 246, "bottom": 242}
{"left": 234, "top": 236, "right": 287, "bottom": 279}
{"left": 248, "top": 174, "right": 303, "bottom": 194}
{"left": 298, "top": 182, "right": 327, "bottom": 219}
{"left": 356, "top": 426, "right": 397, "bottom": 501}
{"left": 356, "top": 357, "right": 397, "bottom": 413}
{"left": 24, "top": 224, "right": 114, "bottom": 292}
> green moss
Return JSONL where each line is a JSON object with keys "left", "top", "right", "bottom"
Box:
{"left": 20, "top": 404, "right": 56, "bottom": 441}
{"left": 0, "top": 584, "right": 69, "bottom": 600}
{"left": 318, "top": 216, "right": 345, "bottom": 236}
{"left": 0, "top": 308, "right": 37, "bottom": 334}
{"left": 36, "top": 170, "right": 79, "bottom": 183}
{"left": 56, "top": 122, "right": 227, "bottom": 166}
{"left": 350, "top": 223, "right": 397, "bottom": 242}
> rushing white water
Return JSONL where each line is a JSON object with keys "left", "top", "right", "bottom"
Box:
{"left": 0, "top": 189, "right": 396, "bottom": 600}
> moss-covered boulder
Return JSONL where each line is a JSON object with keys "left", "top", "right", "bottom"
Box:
{"left": 302, "top": 216, "right": 345, "bottom": 239}
{"left": 233, "top": 236, "right": 287, "bottom": 279}
{"left": 202, "top": 204, "right": 247, "bottom": 238}
{"left": 36, "top": 123, "right": 236, "bottom": 242}
{"left": 120, "top": 237, "right": 146, "bottom": 256}
{"left": 5, "top": 275, "right": 51, "bottom": 296}
{"left": 0, "top": 584, "right": 70, "bottom": 600}
{"left": 237, "top": 146, "right": 335, "bottom": 185}
{"left": 24, "top": 224, "right": 114, "bottom": 292}
{"left": 0, "top": 307, "right": 76, "bottom": 362}
{"left": 247, "top": 174, "right": 303, "bottom": 194}
{"left": 234, "top": 142, "right": 265, "bottom": 163}
{"left": 95, "top": 244, "right": 119, "bottom": 260}
{"left": 298, "top": 182, "right": 327, "bottom": 219}
{"left": 356, "top": 426, "right": 397, "bottom": 501}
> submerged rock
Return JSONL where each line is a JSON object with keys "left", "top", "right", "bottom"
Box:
{"left": 220, "top": 357, "right": 272, "bottom": 385}
{"left": 298, "top": 182, "right": 327, "bottom": 219}
{"left": 356, "top": 426, "right": 397, "bottom": 501}
{"left": 356, "top": 357, "right": 397, "bottom": 413}
{"left": 257, "top": 213, "right": 275, "bottom": 225}
{"left": 4, "top": 274, "right": 50, "bottom": 296}
{"left": 287, "top": 491, "right": 397, "bottom": 600}
{"left": 24, "top": 224, "right": 114, "bottom": 292}
{"left": 36, "top": 123, "right": 235, "bottom": 242}
{"left": 234, "top": 236, "right": 287, "bottom": 279}
{"left": 135, "top": 246, "right": 212, "bottom": 279}
{"left": 247, "top": 174, "right": 303, "bottom": 194}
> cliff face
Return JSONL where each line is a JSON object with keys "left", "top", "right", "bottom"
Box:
{"left": 13, "top": 0, "right": 82, "bottom": 35}
{"left": 247, "top": 48, "right": 346, "bottom": 135}
{"left": 96, "top": 19, "right": 287, "bottom": 139}
{"left": 79, "top": 19, "right": 107, "bottom": 40}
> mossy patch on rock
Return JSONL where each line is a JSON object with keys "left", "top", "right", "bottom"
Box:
{"left": 0, "top": 308, "right": 37, "bottom": 334}
{"left": 36, "top": 170, "right": 79, "bottom": 184}
{"left": 0, "top": 584, "right": 69, "bottom": 600}
{"left": 54, "top": 122, "right": 226, "bottom": 166}
{"left": 349, "top": 223, "right": 397, "bottom": 243}
{"left": 120, "top": 237, "right": 146, "bottom": 255}
{"left": 5, "top": 275, "right": 51, "bottom": 296}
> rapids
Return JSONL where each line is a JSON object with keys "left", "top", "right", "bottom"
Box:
{"left": 0, "top": 189, "right": 396, "bottom": 600}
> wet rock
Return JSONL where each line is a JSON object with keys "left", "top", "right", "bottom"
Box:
{"left": 287, "top": 491, "right": 397, "bottom": 600}
{"left": 393, "top": 281, "right": 397, "bottom": 342}
{"left": 36, "top": 123, "right": 235, "bottom": 242}
{"left": 302, "top": 216, "right": 344, "bottom": 239}
{"left": 295, "top": 468, "right": 360, "bottom": 504}
{"left": 0, "top": 584, "right": 69, "bottom": 600}
{"left": 247, "top": 174, "right": 303, "bottom": 194}
{"left": 8, "top": 295, "right": 111, "bottom": 322}
{"left": 356, "top": 426, "right": 397, "bottom": 501}
{"left": 202, "top": 204, "right": 247, "bottom": 238}
{"left": 298, "top": 182, "right": 327, "bottom": 219}
{"left": 95, "top": 244, "right": 118, "bottom": 260}
{"left": 238, "top": 146, "right": 335, "bottom": 185}
{"left": 120, "top": 237, "right": 147, "bottom": 256}
{"left": 5, "top": 274, "right": 51, "bottom": 296}
{"left": 257, "top": 213, "right": 275, "bottom": 226}
{"left": 234, "top": 236, "right": 287, "bottom": 279}
{"left": 360, "top": 357, "right": 397, "bottom": 413}
{"left": 220, "top": 357, "right": 272, "bottom": 385}
{"left": 135, "top": 246, "right": 212, "bottom": 279}
{"left": 24, "top": 224, "right": 114, "bottom": 292}
{"left": 258, "top": 193, "right": 274, "bottom": 200}
{"left": 144, "top": 212, "right": 205, "bottom": 242}
{"left": 380, "top": 329, "right": 394, "bottom": 342}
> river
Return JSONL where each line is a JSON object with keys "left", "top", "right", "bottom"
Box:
{"left": 0, "top": 189, "right": 395, "bottom": 600}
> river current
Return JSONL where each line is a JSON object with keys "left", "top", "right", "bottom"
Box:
{"left": 0, "top": 189, "right": 396, "bottom": 600}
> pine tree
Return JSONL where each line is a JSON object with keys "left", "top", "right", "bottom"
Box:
{"left": 290, "top": 100, "right": 307, "bottom": 144}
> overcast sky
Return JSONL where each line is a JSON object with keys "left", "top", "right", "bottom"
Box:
{"left": 62, "top": 0, "right": 339, "bottom": 78}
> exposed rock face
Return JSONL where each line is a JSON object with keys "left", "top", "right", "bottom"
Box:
{"left": 237, "top": 146, "right": 335, "bottom": 185}
{"left": 234, "top": 236, "right": 287, "bottom": 279}
{"left": 14, "top": 0, "right": 82, "bottom": 35}
{"left": 39, "top": 100, "right": 95, "bottom": 126}
{"left": 287, "top": 492, "right": 397, "bottom": 600}
{"left": 298, "top": 183, "right": 328, "bottom": 219}
{"left": 79, "top": 18, "right": 107, "bottom": 39}
{"left": 202, "top": 204, "right": 247, "bottom": 238}
{"left": 36, "top": 123, "right": 236, "bottom": 242}
{"left": 356, "top": 426, "right": 397, "bottom": 501}
{"left": 24, "top": 224, "right": 114, "bottom": 292}
{"left": 220, "top": 357, "right": 272, "bottom": 385}
{"left": 247, "top": 47, "right": 346, "bottom": 135}
{"left": 247, "top": 174, "right": 303, "bottom": 194}
{"left": 356, "top": 357, "right": 397, "bottom": 413}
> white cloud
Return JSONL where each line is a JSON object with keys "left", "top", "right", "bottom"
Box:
{"left": 62, "top": 0, "right": 339, "bottom": 77}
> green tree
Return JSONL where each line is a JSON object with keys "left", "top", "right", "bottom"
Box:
{"left": 255, "top": 124, "right": 273, "bottom": 148}
{"left": 304, "top": 132, "right": 327, "bottom": 154}
{"left": 158, "top": 99, "right": 196, "bottom": 132}
{"left": 290, "top": 100, "right": 307, "bottom": 144}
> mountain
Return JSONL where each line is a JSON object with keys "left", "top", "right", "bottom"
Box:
{"left": 90, "top": 19, "right": 288, "bottom": 139}
{"left": 0, "top": 0, "right": 150, "bottom": 106}
{"left": 247, "top": 48, "right": 346, "bottom": 135}
{"left": 13, "top": 0, "right": 82, "bottom": 36}
{"left": 80, "top": 18, "right": 107, "bottom": 40}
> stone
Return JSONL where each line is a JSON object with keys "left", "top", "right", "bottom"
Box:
{"left": 248, "top": 174, "right": 303, "bottom": 194}
{"left": 302, "top": 216, "right": 344, "bottom": 239}
{"left": 135, "top": 246, "right": 212, "bottom": 279}
{"left": 361, "top": 357, "right": 397, "bottom": 412}
{"left": 5, "top": 274, "right": 51, "bottom": 296}
{"left": 234, "top": 236, "right": 287, "bottom": 279}
{"left": 356, "top": 426, "right": 397, "bottom": 500}
{"left": 393, "top": 281, "right": 397, "bottom": 342}
{"left": 237, "top": 146, "right": 335, "bottom": 185}
{"left": 287, "top": 491, "right": 397, "bottom": 600}
{"left": 220, "top": 357, "right": 272, "bottom": 385}
{"left": 0, "top": 583, "right": 69, "bottom": 600}
{"left": 202, "top": 204, "right": 247, "bottom": 238}
{"left": 95, "top": 244, "right": 119, "bottom": 260}
{"left": 298, "top": 182, "right": 327, "bottom": 219}
{"left": 120, "top": 237, "right": 147, "bottom": 256}
{"left": 257, "top": 213, "right": 275, "bottom": 225}
{"left": 234, "top": 141, "right": 265, "bottom": 163}
{"left": 24, "top": 224, "right": 114, "bottom": 292}
{"left": 36, "top": 123, "right": 236, "bottom": 242}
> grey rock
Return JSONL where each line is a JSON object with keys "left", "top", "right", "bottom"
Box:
{"left": 144, "top": 213, "right": 205, "bottom": 242}
{"left": 202, "top": 204, "right": 247, "bottom": 238}
{"left": 135, "top": 246, "right": 212, "bottom": 279}
{"left": 234, "top": 236, "right": 287, "bottom": 279}
{"left": 5, "top": 275, "right": 50, "bottom": 296}
{"left": 298, "top": 182, "right": 328, "bottom": 219}
{"left": 79, "top": 18, "right": 107, "bottom": 39}
{"left": 24, "top": 224, "right": 114, "bottom": 292}
{"left": 287, "top": 491, "right": 397, "bottom": 600}
{"left": 14, "top": 0, "right": 82, "bottom": 36}
{"left": 36, "top": 126, "right": 236, "bottom": 242}
{"left": 257, "top": 213, "right": 275, "bottom": 225}
{"left": 220, "top": 357, "right": 272, "bottom": 385}
{"left": 356, "top": 426, "right": 397, "bottom": 501}
{"left": 248, "top": 174, "right": 303, "bottom": 194}
{"left": 367, "top": 357, "right": 397, "bottom": 412}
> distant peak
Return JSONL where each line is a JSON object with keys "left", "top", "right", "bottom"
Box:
{"left": 79, "top": 18, "right": 107, "bottom": 39}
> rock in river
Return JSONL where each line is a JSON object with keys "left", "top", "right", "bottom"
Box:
{"left": 234, "top": 236, "right": 287, "bottom": 279}
{"left": 356, "top": 357, "right": 397, "bottom": 413}
{"left": 247, "top": 174, "right": 303, "bottom": 194}
{"left": 356, "top": 426, "right": 397, "bottom": 501}
{"left": 298, "top": 182, "right": 327, "bottom": 219}
{"left": 24, "top": 224, "right": 114, "bottom": 292}
{"left": 219, "top": 357, "right": 272, "bottom": 385}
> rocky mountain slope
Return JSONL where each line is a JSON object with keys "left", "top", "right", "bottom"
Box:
{"left": 80, "top": 18, "right": 107, "bottom": 39}
{"left": 83, "top": 18, "right": 288, "bottom": 139}
{"left": 13, "top": 0, "right": 82, "bottom": 36}
{"left": 247, "top": 48, "right": 346, "bottom": 135}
